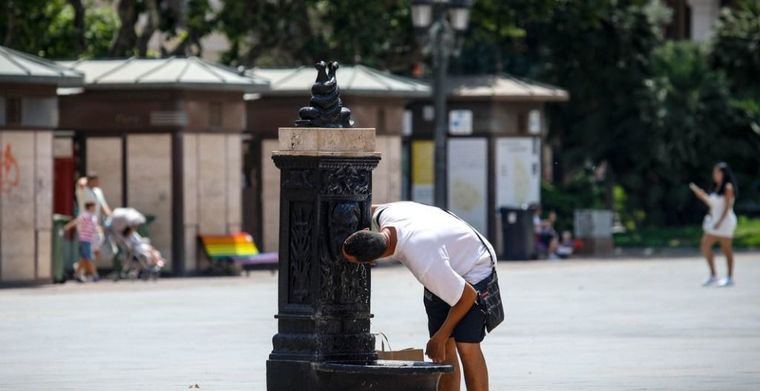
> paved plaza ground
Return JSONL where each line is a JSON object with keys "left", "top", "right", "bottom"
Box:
{"left": 1, "top": 254, "right": 759, "bottom": 390}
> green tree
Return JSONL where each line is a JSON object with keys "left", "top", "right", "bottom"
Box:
{"left": 111, "top": 0, "right": 215, "bottom": 57}
{"left": 635, "top": 42, "right": 739, "bottom": 224}
{"left": 710, "top": 0, "right": 760, "bottom": 211}
{"left": 217, "top": 0, "right": 322, "bottom": 67}
{"left": 711, "top": 0, "right": 760, "bottom": 96}
{"left": 0, "top": 0, "right": 117, "bottom": 59}
{"left": 532, "top": 1, "right": 665, "bottom": 191}
{"left": 319, "top": 0, "right": 417, "bottom": 72}
{"left": 217, "top": 0, "right": 417, "bottom": 70}
{"left": 1, "top": 0, "right": 75, "bottom": 57}
{"left": 84, "top": 5, "right": 120, "bottom": 58}
{"left": 453, "top": 0, "right": 555, "bottom": 75}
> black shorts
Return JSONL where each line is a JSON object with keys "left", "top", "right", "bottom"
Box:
{"left": 423, "top": 275, "right": 490, "bottom": 343}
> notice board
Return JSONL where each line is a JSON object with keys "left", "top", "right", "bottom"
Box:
{"left": 447, "top": 138, "right": 488, "bottom": 234}
{"left": 411, "top": 140, "right": 434, "bottom": 205}
{"left": 495, "top": 137, "right": 541, "bottom": 208}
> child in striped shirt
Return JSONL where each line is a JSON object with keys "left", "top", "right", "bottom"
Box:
{"left": 64, "top": 202, "right": 99, "bottom": 282}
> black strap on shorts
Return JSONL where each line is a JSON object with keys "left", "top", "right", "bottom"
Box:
{"left": 440, "top": 207, "right": 505, "bottom": 333}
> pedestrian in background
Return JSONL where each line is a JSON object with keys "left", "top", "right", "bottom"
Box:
{"left": 76, "top": 172, "right": 112, "bottom": 219}
{"left": 538, "top": 210, "right": 560, "bottom": 259}
{"left": 63, "top": 202, "right": 100, "bottom": 282}
{"left": 75, "top": 173, "right": 112, "bottom": 263}
{"left": 690, "top": 162, "right": 738, "bottom": 287}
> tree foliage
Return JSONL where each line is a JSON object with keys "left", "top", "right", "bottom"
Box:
{"left": 711, "top": 0, "right": 760, "bottom": 96}
{"left": 462, "top": 0, "right": 758, "bottom": 226}
{"left": 0, "top": 0, "right": 757, "bottom": 227}
{"left": 527, "top": 1, "right": 665, "bottom": 205}
{"left": 452, "top": 0, "right": 555, "bottom": 75}
{"left": 1, "top": 0, "right": 217, "bottom": 59}
{"left": 217, "top": 0, "right": 417, "bottom": 70}
{"left": 109, "top": 0, "right": 216, "bottom": 57}
{"left": 636, "top": 42, "right": 746, "bottom": 224}
{"left": 0, "top": 0, "right": 117, "bottom": 59}
{"left": 709, "top": 0, "right": 760, "bottom": 214}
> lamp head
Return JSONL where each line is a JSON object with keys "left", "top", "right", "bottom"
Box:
{"left": 449, "top": 0, "right": 473, "bottom": 31}
{"left": 411, "top": 0, "right": 434, "bottom": 28}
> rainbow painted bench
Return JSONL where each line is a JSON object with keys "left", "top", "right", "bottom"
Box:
{"left": 199, "top": 233, "right": 278, "bottom": 274}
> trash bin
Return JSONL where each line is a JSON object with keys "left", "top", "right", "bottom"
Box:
{"left": 52, "top": 214, "right": 77, "bottom": 282}
{"left": 499, "top": 207, "right": 535, "bottom": 260}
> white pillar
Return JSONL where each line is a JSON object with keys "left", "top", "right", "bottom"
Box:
{"left": 687, "top": 0, "right": 721, "bottom": 42}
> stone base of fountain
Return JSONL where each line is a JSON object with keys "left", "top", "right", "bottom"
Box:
{"left": 268, "top": 359, "right": 452, "bottom": 391}
{"left": 316, "top": 360, "right": 453, "bottom": 390}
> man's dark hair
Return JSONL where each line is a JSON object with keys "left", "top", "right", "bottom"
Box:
{"left": 343, "top": 230, "right": 387, "bottom": 263}
{"left": 87, "top": 172, "right": 99, "bottom": 181}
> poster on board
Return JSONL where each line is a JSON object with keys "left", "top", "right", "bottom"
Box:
{"left": 411, "top": 140, "right": 434, "bottom": 205}
{"left": 449, "top": 110, "right": 473, "bottom": 135}
{"left": 447, "top": 138, "right": 488, "bottom": 234}
{"left": 496, "top": 137, "right": 541, "bottom": 208}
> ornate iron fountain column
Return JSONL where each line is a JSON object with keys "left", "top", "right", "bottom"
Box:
{"left": 266, "top": 61, "right": 380, "bottom": 389}
{"left": 266, "top": 61, "right": 450, "bottom": 391}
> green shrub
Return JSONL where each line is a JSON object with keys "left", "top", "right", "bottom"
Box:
{"left": 613, "top": 216, "right": 760, "bottom": 248}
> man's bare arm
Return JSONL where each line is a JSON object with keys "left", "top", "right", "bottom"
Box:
{"left": 426, "top": 283, "right": 478, "bottom": 362}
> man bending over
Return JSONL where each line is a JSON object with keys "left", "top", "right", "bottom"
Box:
{"left": 342, "top": 201, "right": 500, "bottom": 391}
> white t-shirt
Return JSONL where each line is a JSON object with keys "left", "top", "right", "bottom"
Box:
{"left": 76, "top": 186, "right": 109, "bottom": 219}
{"left": 373, "top": 201, "right": 495, "bottom": 306}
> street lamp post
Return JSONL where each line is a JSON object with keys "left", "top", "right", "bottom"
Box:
{"left": 412, "top": 0, "right": 473, "bottom": 208}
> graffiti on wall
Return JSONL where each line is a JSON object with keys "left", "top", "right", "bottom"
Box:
{"left": 0, "top": 144, "right": 20, "bottom": 194}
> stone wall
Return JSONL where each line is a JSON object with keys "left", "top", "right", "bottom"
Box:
{"left": 0, "top": 130, "right": 53, "bottom": 282}
{"left": 182, "top": 133, "right": 242, "bottom": 271}
{"left": 86, "top": 137, "right": 123, "bottom": 208}
{"left": 126, "top": 134, "right": 173, "bottom": 268}
{"left": 261, "top": 138, "right": 280, "bottom": 253}
{"left": 183, "top": 134, "right": 198, "bottom": 272}
{"left": 372, "top": 135, "right": 402, "bottom": 204}
{"left": 85, "top": 136, "right": 124, "bottom": 268}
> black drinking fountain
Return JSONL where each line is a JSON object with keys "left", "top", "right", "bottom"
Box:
{"left": 266, "top": 61, "right": 452, "bottom": 390}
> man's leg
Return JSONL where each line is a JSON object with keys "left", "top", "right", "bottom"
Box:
{"left": 437, "top": 338, "right": 461, "bottom": 391}
{"left": 456, "top": 342, "right": 488, "bottom": 391}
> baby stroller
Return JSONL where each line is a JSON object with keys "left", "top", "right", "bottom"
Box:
{"left": 105, "top": 208, "right": 165, "bottom": 280}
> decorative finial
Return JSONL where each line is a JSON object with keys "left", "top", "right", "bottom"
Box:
{"left": 295, "top": 61, "right": 354, "bottom": 128}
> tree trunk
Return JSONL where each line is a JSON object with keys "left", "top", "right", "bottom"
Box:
{"left": 168, "top": 35, "right": 190, "bottom": 56}
{"left": 3, "top": 1, "right": 15, "bottom": 46}
{"left": 109, "top": 0, "right": 138, "bottom": 57}
{"left": 137, "top": 0, "right": 159, "bottom": 57}
{"left": 68, "top": 0, "right": 86, "bottom": 54}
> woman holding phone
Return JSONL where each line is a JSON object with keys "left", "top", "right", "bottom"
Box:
{"left": 689, "top": 162, "right": 738, "bottom": 287}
